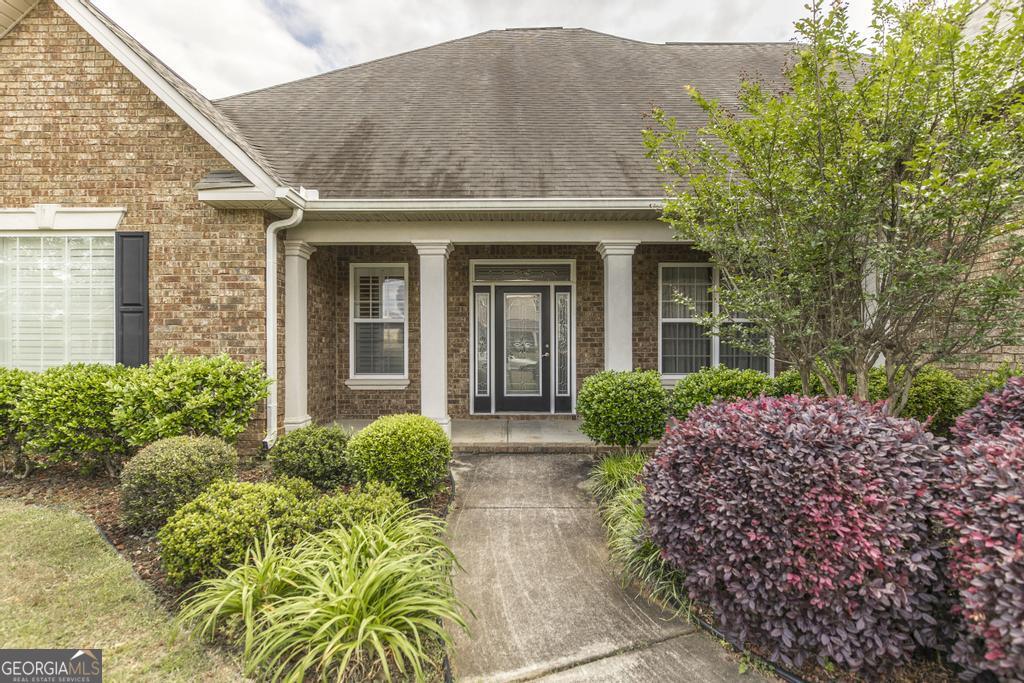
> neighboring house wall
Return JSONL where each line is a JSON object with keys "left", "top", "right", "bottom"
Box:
{"left": 0, "top": 0, "right": 270, "bottom": 448}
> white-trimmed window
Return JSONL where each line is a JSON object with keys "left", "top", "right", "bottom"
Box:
{"left": 0, "top": 235, "right": 115, "bottom": 371}
{"left": 659, "top": 263, "right": 772, "bottom": 378}
{"left": 350, "top": 264, "right": 408, "bottom": 377}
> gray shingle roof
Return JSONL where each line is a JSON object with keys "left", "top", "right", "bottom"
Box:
{"left": 215, "top": 29, "right": 795, "bottom": 199}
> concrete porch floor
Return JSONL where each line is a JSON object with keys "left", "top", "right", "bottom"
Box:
{"left": 336, "top": 418, "right": 601, "bottom": 453}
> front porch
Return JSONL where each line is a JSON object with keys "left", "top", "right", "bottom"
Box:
{"left": 338, "top": 417, "right": 624, "bottom": 453}
{"left": 276, "top": 217, "right": 717, "bottom": 441}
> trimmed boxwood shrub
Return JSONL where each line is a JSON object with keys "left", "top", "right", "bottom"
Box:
{"left": 14, "top": 363, "right": 131, "bottom": 475}
{"left": 346, "top": 414, "right": 451, "bottom": 499}
{"left": 305, "top": 481, "right": 406, "bottom": 531}
{"left": 669, "top": 366, "right": 772, "bottom": 419}
{"left": 158, "top": 480, "right": 310, "bottom": 584}
{"left": 577, "top": 370, "right": 668, "bottom": 447}
{"left": 955, "top": 375, "right": 1024, "bottom": 442}
{"left": 644, "top": 395, "right": 949, "bottom": 674}
{"left": 267, "top": 423, "right": 351, "bottom": 489}
{"left": 112, "top": 354, "right": 271, "bottom": 446}
{"left": 939, "top": 426, "right": 1024, "bottom": 681}
{"left": 120, "top": 436, "right": 237, "bottom": 530}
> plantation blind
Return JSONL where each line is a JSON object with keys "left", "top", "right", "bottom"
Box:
{"left": 0, "top": 235, "right": 116, "bottom": 370}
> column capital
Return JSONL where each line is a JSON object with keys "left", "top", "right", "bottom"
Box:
{"left": 596, "top": 240, "right": 640, "bottom": 258}
{"left": 412, "top": 240, "right": 454, "bottom": 257}
{"left": 283, "top": 240, "right": 316, "bottom": 260}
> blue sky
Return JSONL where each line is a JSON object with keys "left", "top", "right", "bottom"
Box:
{"left": 92, "top": 0, "right": 875, "bottom": 99}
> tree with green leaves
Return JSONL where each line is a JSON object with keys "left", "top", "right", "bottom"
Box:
{"left": 644, "top": 0, "right": 1024, "bottom": 412}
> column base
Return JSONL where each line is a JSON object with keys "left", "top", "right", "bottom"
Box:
{"left": 426, "top": 414, "right": 452, "bottom": 438}
{"left": 283, "top": 414, "right": 312, "bottom": 433}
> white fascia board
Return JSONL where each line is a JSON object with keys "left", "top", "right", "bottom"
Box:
{"left": 55, "top": 0, "right": 279, "bottom": 195}
{"left": 302, "top": 197, "right": 664, "bottom": 212}
{"left": 0, "top": 204, "right": 125, "bottom": 230}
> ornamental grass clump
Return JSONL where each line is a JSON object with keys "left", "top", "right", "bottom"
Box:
{"left": 939, "top": 426, "right": 1024, "bottom": 681}
{"left": 577, "top": 370, "right": 668, "bottom": 447}
{"left": 954, "top": 375, "right": 1024, "bottom": 442}
{"left": 176, "top": 508, "right": 465, "bottom": 682}
{"left": 644, "top": 395, "right": 950, "bottom": 674}
{"left": 585, "top": 450, "right": 647, "bottom": 503}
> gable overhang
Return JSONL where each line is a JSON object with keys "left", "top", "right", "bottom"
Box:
{"left": 0, "top": 0, "right": 39, "bottom": 40}
{"left": 49, "top": 0, "right": 280, "bottom": 195}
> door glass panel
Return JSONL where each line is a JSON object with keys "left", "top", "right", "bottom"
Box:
{"left": 475, "top": 292, "right": 490, "bottom": 396}
{"left": 504, "top": 293, "right": 541, "bottom": 396}
{"left": 556, "top": 291, "right": 570, "bottom": 396}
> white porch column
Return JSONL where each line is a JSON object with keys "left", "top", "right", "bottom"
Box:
{"left": 413, "top": 241, "right": 453, "bottom": 437}
{"left": 597, "top": 240, "right": 640, "bottom": 371}
{"left": 283, "top": 240, "right": 315, "bottom": 432}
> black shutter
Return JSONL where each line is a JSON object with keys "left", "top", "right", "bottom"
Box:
{"left": 115, "top": 232, "right": 149, "bottom": 367}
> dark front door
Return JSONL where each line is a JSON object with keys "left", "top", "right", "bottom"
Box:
{"left": 495, "top": 286, "right": 551, "bottom": 412}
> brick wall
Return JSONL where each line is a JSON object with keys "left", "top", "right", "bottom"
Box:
{"left": 307, "top": 247, "right": 338, "bottom": 424}
{"left": 1, "top": 1, "right": 270, "bottom": 449}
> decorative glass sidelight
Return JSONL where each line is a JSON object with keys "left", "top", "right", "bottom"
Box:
{"left": 503, "top": 292, "right": 542, "bottom": 396}
{"left": 555, "top": 291, "right": 570, "bottom": 396}
{"left": 474, "top": 291, "right": 490, "bottom": 396}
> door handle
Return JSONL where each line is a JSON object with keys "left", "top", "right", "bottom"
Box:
{"left": 542, "top": 352, "right": 550, "bottom": 358}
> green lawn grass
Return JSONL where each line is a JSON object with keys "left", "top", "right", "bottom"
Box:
{"left": 0, "top": 499, "right": 243, "bottom": 682}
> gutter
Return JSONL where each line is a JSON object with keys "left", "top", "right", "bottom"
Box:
{"left": 263, "top": 186, "right": 317, "bottom": 448}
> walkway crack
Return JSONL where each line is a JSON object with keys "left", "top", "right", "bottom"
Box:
{"left": 512, "top": 627, "right": 697, "bottom": 682}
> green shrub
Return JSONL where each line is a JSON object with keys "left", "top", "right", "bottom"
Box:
{"left": 585, "top": 450, "right": 647, "bottom": 503}
{"left": 868, "top": 365, "right": 967, "bottom": 435}
{"left": 120, "top": 436, "right": 237, "bottom": 530}
{"left": 669, "top": 366, "right": 773, "bottom": 419}
{"left": 577, "top": 370, "right": 668, "bottom": 447}
{"left": 267, "top": 423, "right": 351, "bottom": 489}
{"left": 14, "top": 364, "right": 131, "bottom": 475}
{"left": 964, "top": 363, "right": 1022, "bottom": 410}
{"left": 112, "top": 354, "right": 271, "bottom": 446}
{"left": 272, "top": 474, "right": 320, "bottom": 501}
{"left": 158, "top": 481, "right": 310, "bottom": 584}
{"left": 304, "top": 481, "right": 406, "bottom": 531}
{"left": 770, "top": 368, "right": 826, "bottom": 397}
{"left": 0, "top": 368, "right": 31, "bottom": 476}
{"left": 346, "top": 414, "right": 451, "bottom": 499}
{"left": 177, "top": 509, "right": 465, "bottom": 682}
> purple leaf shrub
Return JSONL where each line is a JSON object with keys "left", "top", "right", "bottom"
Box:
{"left": 643, "top": 395, "right": 950, "bottom": 674}
{"left": 940, "top": 426, "right": 1024, "bottom": 681}
{"left": 954, "top": 375, "right": 1024, "bottom": 442}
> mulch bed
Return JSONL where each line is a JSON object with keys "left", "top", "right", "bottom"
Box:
{"left": 0, "top": 462, "right": 455, "bottom": 609}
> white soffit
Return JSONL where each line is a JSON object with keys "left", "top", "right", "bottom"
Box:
{"left": 0, "top": 204, "right": 126, "bottom": 230}
{"left": 0, "top": 0, "right": 38, "bottom": 39}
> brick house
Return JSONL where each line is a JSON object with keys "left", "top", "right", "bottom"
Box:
{"left": 3, "top": 0, "right": 809, "bottom": 445}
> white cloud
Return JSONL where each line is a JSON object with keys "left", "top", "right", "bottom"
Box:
{"left": 92, "top": 0, "right": 877, "bottom": 98}
{"left": 92, "top": 0, "right": 325, "bottom": 97}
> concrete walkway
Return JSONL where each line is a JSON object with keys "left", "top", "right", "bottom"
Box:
{"left": 448, "top": 453, "right": 765, "bottom": 682}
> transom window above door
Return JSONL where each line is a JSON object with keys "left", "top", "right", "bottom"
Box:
{"left": 659, "top": 263, "right": 772, "bottom": 378}
{"left": 350, "top": 264, "right": 408, "bottom": 377}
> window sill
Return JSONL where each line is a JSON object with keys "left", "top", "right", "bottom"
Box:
{"left": 345, "top": 377, "right": 410, "bottom": 391}
{"left": 661, "top": 375, "right": 685, "bottom": 389}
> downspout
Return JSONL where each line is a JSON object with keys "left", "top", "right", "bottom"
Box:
{"left": 263, "top": 188, "right": 312, "bottom": 448}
